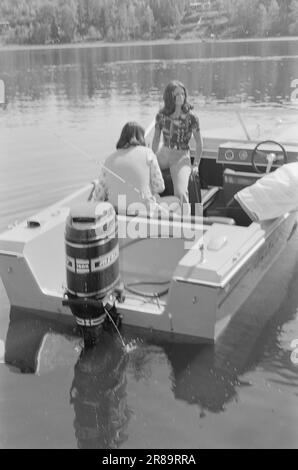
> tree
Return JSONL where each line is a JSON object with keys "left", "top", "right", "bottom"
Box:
{"left": 77, "top": 0, "right": 89, "bottom": 35}
{"left": 142, "top": 4, "right": 154, "bottom": 37}
{"left": 89, "top": 0, "right": 103, "bottom": 30}
{"left": 264, "top": 0, "right": 281, "bottom": 36}
{"left": 159, "top": 0, "right": 181, "bottom": 28}
{"left": 57, "top": 1, "right": 78, "bottom": 42}
{"left": 1, "top": 0, "right": 297, "bottom": 44}
{"left": 127, "top": 1, "right": 137, "bottom": 39}
{"left": 277, "top": 0, "right": 291, "bottom": 34}
{"left": 289, "top": 0, "right": 298, "bottom": 34}
{"left": 32, "top": 1, "right": 57, "bottom": 44}
{"left": 223, "top": 0, "right": 269, "bottom": 37}
{"left": 100, "top": 0, "right": 117, "bottom": 39}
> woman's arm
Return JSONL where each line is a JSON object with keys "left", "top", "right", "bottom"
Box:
{"left": 152, "top": 112, "right": 163, "bottom": 154}
{"left": 152, "top": 126, "right": 161, "bottom": 155}
{"left": 193, "top": 129, "right": 203, "bottom": 167}
{"left": 149, "top": 151, "right": 165, "bottom": 194}
{"left": 190, "top": 112, "right": 203, "bottom": 168}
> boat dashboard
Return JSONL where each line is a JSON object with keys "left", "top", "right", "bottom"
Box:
{"left": 195, "top": 139, "right": 298, "bottom": 185}
{"left": 190, "top": 140, "right": 298, "bottom": 226}
{"left": 217, "top": 141, "right": 298, "bottom": 166}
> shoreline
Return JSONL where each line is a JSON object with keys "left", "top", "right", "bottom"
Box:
{"left": 1, "top": 35, "right": 298, "bottom": 53}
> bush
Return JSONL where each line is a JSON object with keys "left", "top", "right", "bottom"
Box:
{"left": 86, "top": 25, "right": 102, "bottom": 41}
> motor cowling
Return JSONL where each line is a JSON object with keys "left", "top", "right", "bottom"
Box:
{"left": 64, "top": 201, "right": 121, "bottom": 345}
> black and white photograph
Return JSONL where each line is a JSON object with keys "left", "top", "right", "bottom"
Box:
{"left": 0, "top": 0, "right": 298, "bottom": 451}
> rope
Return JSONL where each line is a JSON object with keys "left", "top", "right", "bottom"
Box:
{"left": 125, "top": 280, "right": 170, "bottom": 299}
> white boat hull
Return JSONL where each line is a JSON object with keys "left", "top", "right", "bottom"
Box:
{"left": 0, "top": 181, "right": 296, "bottom": 343}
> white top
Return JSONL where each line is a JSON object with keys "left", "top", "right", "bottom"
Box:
{"left": 93, "top": 145, "right": 165, "bottom": 211}
{"left": 235, "top": 162, "right": 298, "bottom": 222}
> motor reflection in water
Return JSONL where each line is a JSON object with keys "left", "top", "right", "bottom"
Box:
{"left": 70, "top": 335, "right": 130, "bottom": 449}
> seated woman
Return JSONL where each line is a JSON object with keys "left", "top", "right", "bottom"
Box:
{"left": 93, "top": 122, "right": 181, "bottom": 217}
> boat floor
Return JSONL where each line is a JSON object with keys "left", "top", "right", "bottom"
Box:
{"left": 116, "top": 236, "right": 190, "bottom": 310}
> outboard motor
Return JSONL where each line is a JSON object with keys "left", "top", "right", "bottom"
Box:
{"left": 63, "top": 202, "right": 124, "bottom": 347}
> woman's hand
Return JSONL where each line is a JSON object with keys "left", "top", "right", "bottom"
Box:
{"left": 192, "top": 162, "right": 200, "bottom": 176}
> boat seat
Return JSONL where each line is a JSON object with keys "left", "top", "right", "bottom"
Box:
{"left": 206, "top": 168, "right": 263, "bottom": 226}
{"left": 201, "top": 186, "right": 221, "bottom": 210}
{"left": 161, "top": 168, "right": 220, "bottom": 212}
{"left": 222, "top": 168, "right": 263, "bottom": 204}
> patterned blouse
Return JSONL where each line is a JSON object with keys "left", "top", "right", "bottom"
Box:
{"left": 155, "top": 110, "right": 200, "bottom": 150}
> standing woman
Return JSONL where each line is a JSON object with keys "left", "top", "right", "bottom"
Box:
{"left": 152, "top": 80, "right": 203, "bottom": 213}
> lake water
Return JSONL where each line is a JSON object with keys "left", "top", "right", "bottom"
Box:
{"left": 0, "top": 38, "right": 298, "bottom": 449}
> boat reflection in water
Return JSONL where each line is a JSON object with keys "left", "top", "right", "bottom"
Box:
{"left": 163, "top": 254, "right": 298, "bottom": 414}
{"left": 3, "top": 242, "right": 298, "bottom": 447}
{"left": 129, "top": 241, "right": 298, "bottom": 414}
{"left": 4, "top": 307, "right": 76, "bottom": 374}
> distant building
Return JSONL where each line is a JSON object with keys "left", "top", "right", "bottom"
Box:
{"left": 190, "top": 1, "right": 213, "bottom": 11}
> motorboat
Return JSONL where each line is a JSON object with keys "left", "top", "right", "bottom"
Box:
{"left": 1, "top": 129, "right": 298, "bottom": 344}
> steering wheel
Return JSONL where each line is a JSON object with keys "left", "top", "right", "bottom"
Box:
{"left": 251, "top": 140, "right": 287, "bottom": 174}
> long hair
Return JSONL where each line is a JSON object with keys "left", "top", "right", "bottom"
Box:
{"left": 161, "top": 80, "right": 193, "bottom": 116}
{"left": 116, "top": 122, "right": 146, "bottom": 149}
